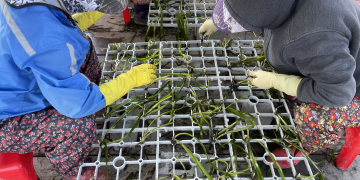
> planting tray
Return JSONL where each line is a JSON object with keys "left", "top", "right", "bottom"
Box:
{"left": 78, "top": 40, "right": 315, "bottom": 180}
{"left": 148, "top": 0, "right": 218, "bottom": 27}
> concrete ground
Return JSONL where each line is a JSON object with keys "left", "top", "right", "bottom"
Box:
{"left": 33, "top": 1, "right": 360, "bottom": 180}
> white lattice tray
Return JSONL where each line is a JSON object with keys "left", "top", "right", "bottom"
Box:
{"left": 148, "top": 0, "right": 218, "bottom": 27}
{"left": 77, "top": 40, "right": 315, "bottom": 180}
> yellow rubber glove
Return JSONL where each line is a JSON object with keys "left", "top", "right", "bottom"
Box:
{"left": 99, "top": 64, "right": 157, "bottom": 106}
{"left": 199, "top": 19, "right": 218, "bottom": 39}
{"left": 247, "top": 70, "right": 303, "bottom": 96}
{"left": 72, "top": 11, "right": 105, "bottom": 32}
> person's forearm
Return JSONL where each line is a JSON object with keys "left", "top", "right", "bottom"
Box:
{"left": 99, "top": 64, "right": 157, "bottom": 106}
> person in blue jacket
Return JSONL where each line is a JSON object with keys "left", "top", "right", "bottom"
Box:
{"left": 0, "top": 0, "right": 156, "bottom": 179}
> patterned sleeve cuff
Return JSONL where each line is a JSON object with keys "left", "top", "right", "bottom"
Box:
{"left": 222, "top": 2, "right": 247, "bottom": 33}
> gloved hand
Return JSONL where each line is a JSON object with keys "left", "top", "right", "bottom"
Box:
{"left": 99, "top": 64, "right": 157, "bottom": 106}
{"left": 247, "top": 69, "right": 303, "bottom": 96}
{"left": 72, "top": 11, "right": 105, "bottom": 32}
{"left": 199, "top": 19, "right": 218, "bottom": 39}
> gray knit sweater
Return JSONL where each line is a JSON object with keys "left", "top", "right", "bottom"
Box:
{"left": 225, "top": 0, "right": 360, "bottom": 107}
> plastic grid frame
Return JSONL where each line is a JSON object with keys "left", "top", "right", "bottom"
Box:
{"left": 148, "top": 0, "right": 218, "bottom": 27}
{"left": 78, "top": 40, "right": 315, "bottom": 180}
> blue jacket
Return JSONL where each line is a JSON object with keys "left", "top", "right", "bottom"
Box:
{"left": 0, "top": 0, "right": 106, "bottom": 119}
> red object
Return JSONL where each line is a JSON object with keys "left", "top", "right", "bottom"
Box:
{"left": 267, "top": 146, "right": 310, "bottom": 169}
{"left": 122, "top": 6, "right": 131, "bottom": 23}
{"left": 283, "top": 92, "right": 297, "bottom": 100}
{"left": 336, "top": 126, "right": 360, "bottom": 170}
{"left": 0, "top": 152, "right": 37, "bottom": 180}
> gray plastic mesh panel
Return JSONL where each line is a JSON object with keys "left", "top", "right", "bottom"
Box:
{"left": 77, "top": 40, "right": 314, "bottom": 180}
{"left": 148, "top": 0, "right": 218, "bottom": 27}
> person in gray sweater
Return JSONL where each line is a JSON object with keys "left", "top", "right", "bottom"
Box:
{"left": 200, "top": 0, "right": 360, "bottom": 169}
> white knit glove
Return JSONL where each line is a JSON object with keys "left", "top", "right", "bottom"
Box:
{"left": 199, "top": 19, "right": 218, "bottom": 39}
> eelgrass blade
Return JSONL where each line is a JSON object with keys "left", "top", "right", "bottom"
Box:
{"left": 141, "top": 121, "right": 174, "bottom": 143}
{"left": 296, "top": 172, "right": 320, "bottom": 179}
{"left": 99, "top": 142, "right": 109, "bottom": 180}
{"left": 156, "top": 175, "right": 172, "bottom": 180}
{"left": 102, "top": 112, "right": 143, "bottom": 145}
{"left": 225, "top": 107, "right": 255, "bottom": 124}
{"left": 104, "top": 102, "right": 145, "bottom": 139}
{"left": 276, "top": 114, "right": 324, "bottom": 180}
{"left": 216, "top": 107, "right": 255, "bottom": 139}
{"left": 144, "top": 92, "right": 172, "bottom": 116}
{"left": 121, "top": 57, "right": 131, "bottom": 74}
{"left": 261, "top": 134, "right": 292, "bottom": 152}
{"left": 231, "top": 134, "right": 238, "bottom": 170}
{"left": 183, "top": 5, "right": 189, "bottom": 41}
{"left": 145, "top": 97, "right": 173, "bottom": 116}
{"left": 158, "top": 0, "right": 165, "bottom": 41}
{"left": 107, "top": 81, "right": 170, "bottom": 118}
{"left": 175, "top": 156, "right": 188, "bottom": 179}
{"left": 175, "top": 132, "right": 208, "bottom": 157}
{"left": 208, "top": 159, "right": 234, "bottom": 180}
{"left": 105, "top": 144, "right": 108, "bottom": 179}
{"left": 176, "top": 140, "right": 212, "bottom": 180}
{"left": 125, "top": 172, "right": 134, "bottom": 180}
{"left": 245, "top": 129, "right": 263, "bottom": 180}
{"left": 112, "top": 47, "right": 117, "bottom": 60}
{"left": 286, "top": 140, "right": 324, "bottom": 180}
{"left": 277, "top": 114, "right": 297, "bottom": 136}
{"left": 254, "top": 140, "right": 285, "bottom": 180}
{"left": 171, "top": 175, "right": 182, "bottom": 180}
{"left": 145, "top": 15, "right": 159, "bottom": 42}
{"left": 208, "top": 121, "right": 213, "bottom": 151}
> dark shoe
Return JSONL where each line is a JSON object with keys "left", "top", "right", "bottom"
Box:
{"left": 134, "top": 4, "right": 149, "bottom": 25}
